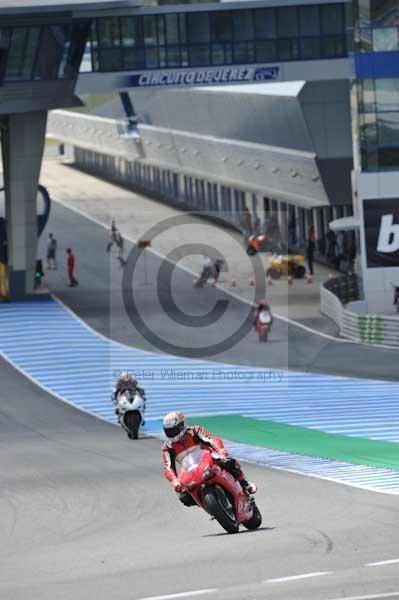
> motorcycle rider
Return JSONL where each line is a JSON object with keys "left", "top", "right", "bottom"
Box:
{"left": 161, "top": 411, "right": 257, "bottom": 507}
{"left": 112, "top": 371, "right": 145, "bottom": 408}
{"left": 254, "top": 298, "right": 273, "bottom": 330}
{"left": 201, "top": 256, "right": 214, "bottom": 282}
{"left": 213, "top": 258, "right": 224, "bottom": 282}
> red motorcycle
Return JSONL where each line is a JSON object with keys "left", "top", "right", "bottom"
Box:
{"left": 178, "top": 447, "right": 262, "bottom": 534}
{"left": 256, "top": 309, "right": 272, "bottom": 342}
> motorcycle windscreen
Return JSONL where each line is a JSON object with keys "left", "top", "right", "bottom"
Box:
{"left": 179, "top": 446, "right": 205, "bottom": 472}
{"left": 178, "top": 447, "right": 212, "bottom": 487}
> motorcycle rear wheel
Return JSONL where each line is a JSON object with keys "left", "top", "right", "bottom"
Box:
{"left": 243, "top": 503, "right": 262, "bottom": 530}
{"left": 203, "top": 488, "right": 239, "bottom": 534}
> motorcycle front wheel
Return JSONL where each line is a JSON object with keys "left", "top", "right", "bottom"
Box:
{"left": 124, "top": 411, "right": 141, "bottom": 440}
{"left": 243, "top": 502, "right": 262, "bottom": 530}
{"left": 203, "top": 488, "right": 239, "bottom": 534}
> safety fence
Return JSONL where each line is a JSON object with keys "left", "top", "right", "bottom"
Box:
{"left": 324, "top": 272, "right": 360, "bottom": 305}
{"left": 320, "top": 275, "right": 399, "bottom": 347}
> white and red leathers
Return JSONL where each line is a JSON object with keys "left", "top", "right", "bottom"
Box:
{"left": 162, "top": 425, "right": 246, "bottom": 488}
{"left": 254, "top": 301, "right": 273, "bottom": 327}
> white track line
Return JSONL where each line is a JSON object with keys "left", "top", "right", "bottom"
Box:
{"left": 51, "top": 194, "right": 361, "bottom": 346}
{"left": 329, "top": 594, "right": 399, "bottom": 600}
{"left": 264, "top": 571, "right": 332, "bottom": 584}
{"left": 367, "top": 558, "right": 399, "bottom": 567}
{"left": 259, "top": 463, "right": 399, "bottom": 497}
{"left": 54, "top": 192, "right": 399, "bottom": 351}
{"left": 137, "top": 589, "right": 217, "bottom": 600}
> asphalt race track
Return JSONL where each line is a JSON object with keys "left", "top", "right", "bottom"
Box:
{"left": 0, "top": 200, "right": 398, "bottom": 600}
{"left": 40, "top": 200, "right": 399, "bottom": 380}
{"left": 1, "top": 354, "right": 399, "bottom": 600}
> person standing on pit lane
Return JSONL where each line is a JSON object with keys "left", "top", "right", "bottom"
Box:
{"left": 106, "top": 220, "right": 117, "bottom": 252}
{"left": 46, "top": 233, "right": 57, "bottom": 270}
{"left": 306, "top": 224, "right": 316, "bottom": 276}
{"left": 116, "top": 232, "right": 126, "bottom": 267}
{"left": 66, "top": 247, "right": 78, "bottom": 287}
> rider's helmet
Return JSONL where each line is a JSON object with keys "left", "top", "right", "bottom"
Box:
{"left": 163, "top": 411, "right": 186, "bottom": 442}
{"left": 257, "top": 298, "right": 266, "bottom": 309}
{"left": 119, "top": 371, "right": 138, "bottom": 390}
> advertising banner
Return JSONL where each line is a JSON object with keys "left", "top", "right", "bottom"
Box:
{"left": 121, "top": 65, "right": 279, "bottom": 89}
{"left": 364, "top": 198, "right": 399, "bottom": 268}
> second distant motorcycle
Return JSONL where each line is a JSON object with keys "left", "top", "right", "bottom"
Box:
{"left": 256, "top": 309, "right": 272, "bottom": 342}
{"left": 193, "top": 257, "right": 224, "bottom": 288}
{"left": 114, "top": 388, "right": 146, "bottom": 439}
{"left": 254, "top": 299, "right": 273, "bottom": 342}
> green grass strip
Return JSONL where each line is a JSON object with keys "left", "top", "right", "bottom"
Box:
{"left": 187, "top": 415, "right": 399, "bottom": 471}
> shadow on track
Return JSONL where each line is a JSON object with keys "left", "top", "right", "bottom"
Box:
{"left": 202, "top": 526, "right": 276, "bottom": 538}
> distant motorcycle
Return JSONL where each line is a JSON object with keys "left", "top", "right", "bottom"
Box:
{"left": 193, "top": 265, "right": 213, "bottom": 288}
{"left": 193, "top": 259, "right": 224, "bottom": 288}
{"left": 177, "top": 447, "right": 262, "bottom": 534}
{"left": 115, "top": 389, "right": 146, "bottom": 440}
{"left": 256, "top": 309, "right": 272, "bottom": 342}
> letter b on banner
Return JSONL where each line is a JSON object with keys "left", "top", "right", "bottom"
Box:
{"left": 377, "top": 214, "right": 399, "bottom": 253}
{"left": 364, "top": 199, "right": 399, "bottom": 267}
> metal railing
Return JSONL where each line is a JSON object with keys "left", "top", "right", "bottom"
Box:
{"left": 320, "top": 275, "right": 399, "bottom": 347}
{"left": 324, "top": 273, "right": 360, "bottom": 305}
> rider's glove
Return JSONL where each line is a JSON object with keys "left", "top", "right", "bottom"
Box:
{"left": 172, "top": 479, "right": 182, "bottom": 493}
{"left": 212, "top": 449, "right": 229, "bottom": 461}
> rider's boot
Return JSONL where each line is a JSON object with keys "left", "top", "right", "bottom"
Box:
{"left": 240, "top": 479, "right": 257, "bottom": 495}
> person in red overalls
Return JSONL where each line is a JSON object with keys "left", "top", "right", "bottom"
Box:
{"left": 66, "top": 248, "right": 78, "bottom": 287}
{"left": 161, "top": 412, "right": 257, "bottom": 507}
{"left": 307, "top": 225, "right": 316, "bottom": 276}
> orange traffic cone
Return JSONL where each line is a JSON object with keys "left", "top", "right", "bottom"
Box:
{"left": 306, "top": 273, "right": 313, "bottom": 284}
{"left": 230, "top": 278, "right": 237, "bottom": 288}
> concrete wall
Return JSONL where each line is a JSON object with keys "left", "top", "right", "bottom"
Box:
{"left": 75, "top": 80, "right": 352, "bottom": 206}
{"left": 48, "top": 110, "right": 329, "bottom": 208}
{"left": 136, "top": 83, "right": 312, "bottom": 150}
{"left": 2, "top": 111, "right": 47, "bottom": 299}
{"left": 133, "top": 80, "right": 352, "bottom": 162}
